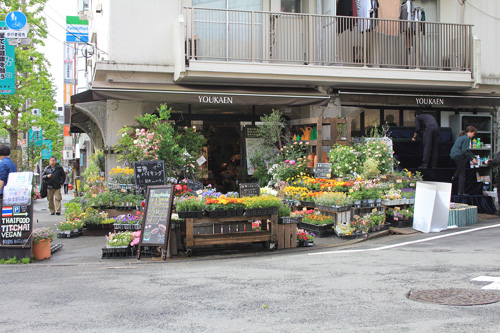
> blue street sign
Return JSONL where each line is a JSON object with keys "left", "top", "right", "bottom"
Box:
{"left": 28, "top": 129, "right": 43, "bottom": 147}
{"left": 5, "top": 11, "right": 27, "bottom": 30}
{"left": 41, "top": 140, "right": 52, "bottom": 160}
{"left": 0, "top": 22, "right": 16, "bottom": 95}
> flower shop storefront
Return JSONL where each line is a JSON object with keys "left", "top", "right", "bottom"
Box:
{"left": 71, "top": 83, "right": 330, "bottom": 191}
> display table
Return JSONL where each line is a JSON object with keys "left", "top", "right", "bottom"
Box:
{"left": 184, "top": 214, "right": 278, "bottom": 255}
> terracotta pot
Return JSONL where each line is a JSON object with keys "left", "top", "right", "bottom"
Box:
{"left": 322, "top": 152, "right": 329, "bottom": 163}
{"left": 32, "top": 239, "right": 51, "bottom": 260}
{"left": 307, "top": 152, "right": 316, "bottom": 168}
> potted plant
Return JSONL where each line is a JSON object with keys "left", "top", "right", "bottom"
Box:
{"left": 175, "top": 196, "right": 205, "bottom": 218}
{"left": 57, "top": 218, "right": 84, "bottom": 237}
{"left": 205, "top": 196, "right": 245, "bottom": 217}
{"left": 297, "top": 228, "right": 314, "bottom": 246}
{"left": 113, "top": 213, "right": 142, "bottom": 231}
{"left": 102, "top": 231, "right": 141, "bottom": 258}
{"left": 299, "top": 211, "right": 335, "bottom": 237}
{"left": 314, "top": 192, "right": 352, "bottom": 212}
{"left": 349, "top": 190, "right": 363, "bottom": 208}
{"left": 32, "top": 227, "right": 56, "bottom": 260}
{"left": 278, "top": 205, "right": 292, "bottom": 224}
{"left": 244, "top": 195, "right": 282, "bottom": 216}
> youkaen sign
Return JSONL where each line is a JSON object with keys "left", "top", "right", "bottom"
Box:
{"left": 198, "top": 95, "right": 233, "bottom": 104}
{"left": 415, "top": 97, "right": 445, "bottom": 106}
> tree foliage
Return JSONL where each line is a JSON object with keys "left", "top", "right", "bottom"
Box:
{"left": 114, "top": 104, "right": 206, "bottom": 180}
{"left": 0, "top": 0, "right": 62, "bottom": 170}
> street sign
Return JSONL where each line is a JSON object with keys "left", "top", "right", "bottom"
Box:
{"left": 28, "top": 129, "right": 43, "bottom": 147}
{"left": 0, "top": 23, "right": 16, "bottom": 95}
{"left": 5, "top": 11, "right": 27, "bottom": 30}
{"left": 63, "top": 145, "right": 73, "bottom": 160}
{"left": 41, "top": 140, "right": 52, "bottom": 159}
{"left": 66, "top": 16, "right": 88, "bottom": 43}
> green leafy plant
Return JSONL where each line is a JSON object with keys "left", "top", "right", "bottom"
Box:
{"left": 278, "top": 205, "right": 291, "bottom": 217}
{"left": 244, "top": 195, "right": 282, "bottom": 209}
{"left": 175, "top": 196, "right": 205, "bottom": 212}
{"left": 314, "top": 192, "right": 352, "bottom": 206}
{"left": 0, "top": 257, "right": 31, "bottom": 264}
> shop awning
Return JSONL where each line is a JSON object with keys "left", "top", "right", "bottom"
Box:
{"left": 338, "top": 91, "right": 500, "bottom": 108}
{"left": 71, "top": 82, "right": 331, "bottom": 106}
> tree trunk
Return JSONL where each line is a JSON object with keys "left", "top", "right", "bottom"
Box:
{"left": 9, "top": 108, "right": 20, "bottom": 169}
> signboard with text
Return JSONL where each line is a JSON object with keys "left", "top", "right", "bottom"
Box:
{"left": 137, "top": 185, "right": 174, "bottom": 260}
{"left": 133, "top": 161, "right": 166, "bottom": 195}
{"left": 0, "top": 22, "right": 16, "bottom": 95}
{"left": 66, "top": 16, "right": 88, "bottom": 43}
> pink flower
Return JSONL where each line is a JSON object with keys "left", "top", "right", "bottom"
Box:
{"left": 190, "top": 164, "right": 195, "bottom": 168}
{"left": 285, "top": 160, "right": 289, "bottom": 163}
{"left": 175, "top": 184, "right": 182, "bottom": 191}
{"left": 290, "top": 160, "right": 296, "bottom": 165}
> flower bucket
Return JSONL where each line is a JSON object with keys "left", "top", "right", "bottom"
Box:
{"left": 32, "top": 239, "right": 51, "bottom": 260}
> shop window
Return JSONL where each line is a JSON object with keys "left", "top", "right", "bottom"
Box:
{"left": 364, "top": 109, "right": 381, "bottom": 136}
{"left": 403, "top": 110, "right": 416, "bottom": 126}
{"left": 383, "top": 110, "right": 400, "bottom": 127}
{"left": 281, "top": 0, "right": 301, "bottom": 13}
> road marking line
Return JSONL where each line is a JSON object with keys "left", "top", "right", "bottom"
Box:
{"left": 309, "top": 223, "right": 500, "bottom": 256}
{"left": 471, "top": 276, "right": 500, "bottom": 290}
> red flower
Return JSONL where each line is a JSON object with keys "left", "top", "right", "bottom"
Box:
{"left": 141, "top": 201, "right": 145, "bottom": 207}
{"left": 183, "top": 185, "right": 188, "bottom": 190}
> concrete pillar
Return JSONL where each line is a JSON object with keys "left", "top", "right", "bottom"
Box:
{"left": 104, "top": 100, "right": 145, "bottom": 177}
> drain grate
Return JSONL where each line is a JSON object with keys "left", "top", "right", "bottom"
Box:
{"left": 408, "top": 288, "right": 500, "bottom": 306}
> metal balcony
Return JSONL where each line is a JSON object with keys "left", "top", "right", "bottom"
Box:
{"left": 184, "top": 7, "right": 473, "bottom": 72}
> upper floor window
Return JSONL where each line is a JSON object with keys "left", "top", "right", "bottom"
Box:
{"left": 193, "top": 0, "right": 262, "bottom": 11}
{"left": 281, "top": 0, "right": 301, "bottom": 13}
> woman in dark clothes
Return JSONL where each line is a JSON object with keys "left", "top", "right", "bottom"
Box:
{"left": 485, "top": 151, "right": 500, "bottom": 212}
{"left": 450, "top": 126, "right": 478, "bottom": 196}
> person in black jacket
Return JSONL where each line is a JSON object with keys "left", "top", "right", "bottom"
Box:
{"left": 42, "top": 157, "right": 66, "bottom": 215}
{"left": 412, "top": 110, "right": 440, "bottom": 168}
{"left": 485, "top": 152, "right": 500, "bottom": 213}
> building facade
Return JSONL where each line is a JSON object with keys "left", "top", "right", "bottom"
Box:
{"left": 71, "top": 0, "right": 500, "bottom": 188}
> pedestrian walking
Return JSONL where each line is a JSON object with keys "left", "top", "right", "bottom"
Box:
{"left": 412, "top": 110, "right": 440, "bottom": 168}
{"left": 485, "top": 151, "right": 500, "bottom": 213}
{"left": 42, "top": 157, "right": 66, "bottom": 215}
{"left": 0, "top": 145, "right": 17, "bottom": 208}
{"left": 63, "top": 169, "right": 70, "bottom": 195}
{"left": 450, "top": 126, "right": 478, "bottom": 196}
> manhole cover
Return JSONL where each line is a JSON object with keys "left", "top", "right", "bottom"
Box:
{"left": 408, "top": 288, "right": 500, "bottom": 306}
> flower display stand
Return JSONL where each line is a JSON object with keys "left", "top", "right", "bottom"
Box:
{"left": 184, "top": 214, "right": 278, "bottom": 255}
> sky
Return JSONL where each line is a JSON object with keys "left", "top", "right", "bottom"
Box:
{"left": 39, "top": 0, "right": 79, "bottom": 107}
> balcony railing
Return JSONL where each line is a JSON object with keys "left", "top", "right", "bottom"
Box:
{"left": 185, "top": 7, "right": 473, "bottom": 72}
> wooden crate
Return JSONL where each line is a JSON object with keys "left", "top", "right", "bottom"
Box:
{"left": 277, "top": 223, "right": 297, "bottom": 249}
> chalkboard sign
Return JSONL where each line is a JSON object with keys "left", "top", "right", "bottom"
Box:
{"left": 314, "top": 163, "right": 332, "bottom": 179}
{"left": 134, "top": 161, "right": 166, "bottom": 194}
{"left": 186, "top": 179, "right": 203, "bottom": 193}
{"left": 137, "top": 185, "right": 174, "bottom": 260}
{"left": 239, "top": 183, "right": 260, "bottom": 197}
{"left": 0, "top": 205, "right": 32, "bottom": 247}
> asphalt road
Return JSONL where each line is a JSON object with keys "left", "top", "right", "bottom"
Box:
{"left": 1, "top": 193, "right": 500, "bottom": 332}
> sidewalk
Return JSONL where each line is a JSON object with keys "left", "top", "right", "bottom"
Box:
{"left": 31, "top": 191, "right": 500, "bottom": 264}
{"left": 33, "top": 190, "right": 104, "bottom": 263}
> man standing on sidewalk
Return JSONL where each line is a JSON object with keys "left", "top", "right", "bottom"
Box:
{"left": 0, "top": 145, "right": 17, "bottom": 207}
{"left": 42, "top": 157, "right": 66, "bottom": 215}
